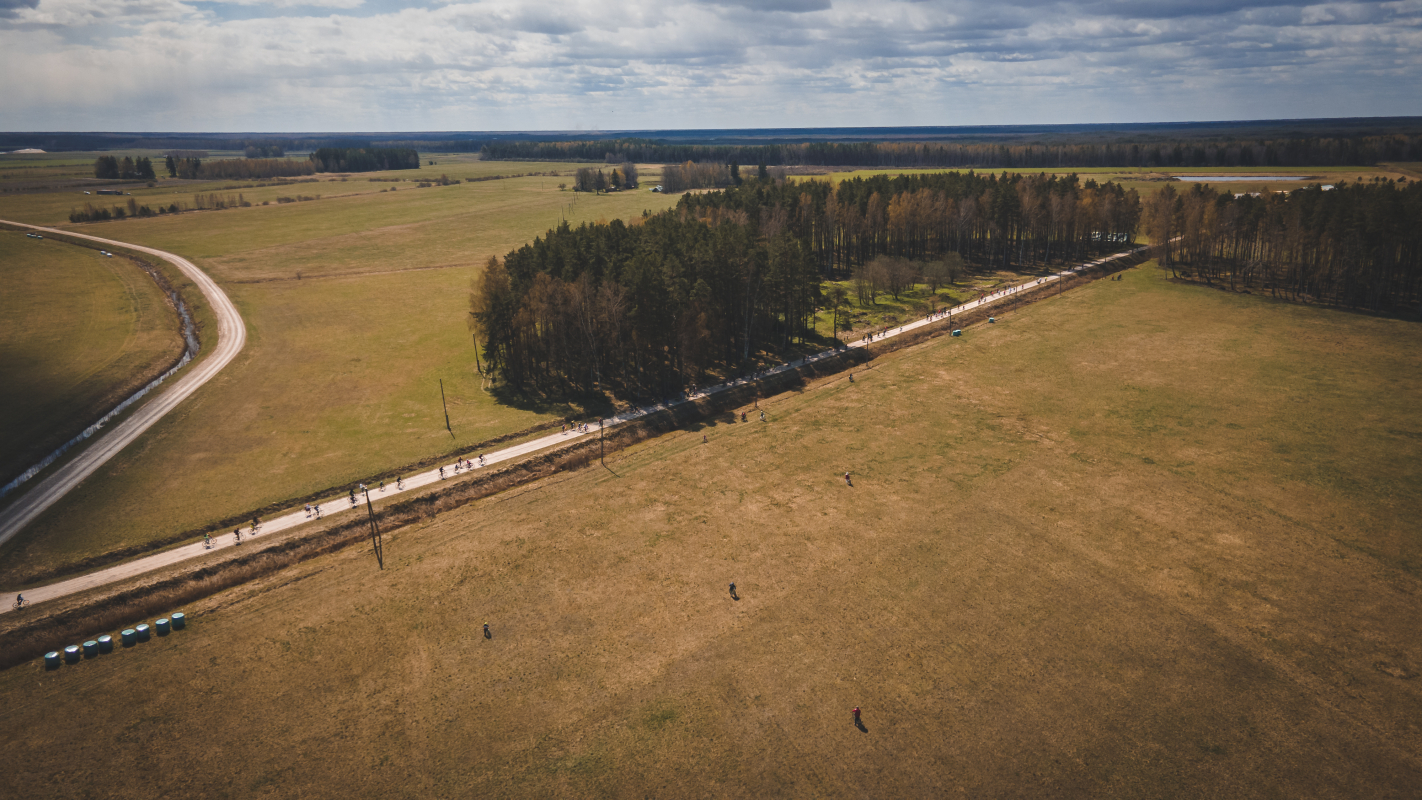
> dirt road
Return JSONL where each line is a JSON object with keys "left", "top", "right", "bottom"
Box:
{"left": 0, "top": 222, "right": 247, "bottom": 551}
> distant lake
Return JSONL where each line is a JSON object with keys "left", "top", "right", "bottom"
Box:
{"left": 1173, "top": 176, "right": 1314, "bottom": 182}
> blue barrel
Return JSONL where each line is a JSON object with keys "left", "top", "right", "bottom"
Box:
{"left": 98, "top": 635, "right": 114, "bottom": 654}
{"left": 952, "top": 330, "right": 963, "bottom": 337}
{"left": 82, "top": 641, "right": 98, "bottom": 658}
{"left": 121, "top": 629, "right": 136, "bottom": 647}
{"left": 135, "top": 624, "right": 150, "bottom": 642}
{"left": 64, "top": 645, "right": 81, "bottom": 664}
{"left": 171, "top": 612, "right": 186, "bottom": 630}
{"left": 156, "top": 618, "right": 170, "bottom": 636}
{"left": 988, "top": 317, "right": 996, "bottom": 323}
{"left": 45, "top": 651, "right": 61, "bottom": 670}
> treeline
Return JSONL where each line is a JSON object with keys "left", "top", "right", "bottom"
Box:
{"left": 679, "top": 171, "right": 1141, "bottom": 272}
{"left": 69, "top": 192, "right": 261, "bottom": 222}
{"left": 198, "top": 158, "right": 315, "bottom": 180}
{"left": 1144, "top": 179, "right": 1422, "bottom": 312}
{"left": 573, "top": 163, "right": 638, "bottom": 192}
{"left": 661, "top": 161, "right": 734, "bottom": 192}
{"left": 483, "top": 134, "right": 1422, "bottom": 169}
{"left": 469, "top": 171, "right": 1141, "bottom": 399}
{"left": 309, "top": 147, "right": 420, "bottom": 173}
{"left": 244, "top": 144, "right": 285, "bottom": 158}
{"left": 93, "top": 156, "right": 156, "bottom": 180}
{"left": 166, "top": 156, "right": 203, "bottom": 179}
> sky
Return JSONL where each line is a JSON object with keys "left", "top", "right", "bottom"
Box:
{"left": 1, "top": 0, "right": 1419, "bottom": 132}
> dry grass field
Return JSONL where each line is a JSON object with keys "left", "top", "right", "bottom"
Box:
{"left": 0, "top": 156, "right": 677, "bottom": 582}
{"left": 2, "top": 153, "right": 1403, "bottom": 583}
{"left": 2, "top": 262, "right": 1417, "bottom": 798}
{"left": 0, "top": 230, "right": 184, "bottom": 486}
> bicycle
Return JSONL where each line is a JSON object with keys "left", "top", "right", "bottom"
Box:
{"left": 13, "top": 596, "right": 27, "bottom": 610}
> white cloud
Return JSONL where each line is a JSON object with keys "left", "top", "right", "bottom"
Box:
{"left": 0, "top": 0, "right": 1418, "bottom": 130}
{"left": 214, "top": 0, "right": 365, "bottom": 8}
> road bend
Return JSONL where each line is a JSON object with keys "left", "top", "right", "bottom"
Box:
{"left": 0, "top": 221, "right": 247, "bottom": 551}
{"left": 1, "top": 242, "right": 1147, "bottom": 612}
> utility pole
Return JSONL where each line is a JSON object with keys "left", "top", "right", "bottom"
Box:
{"left": 363, "top": 487, "right": 383, "bottom": 570}
{"left": 439, "top": 379, "right": 451, "bottom": 434}
{"left": 599, "top": 418, "right": 605, "bottom": 465}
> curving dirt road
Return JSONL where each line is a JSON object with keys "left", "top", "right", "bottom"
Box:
{"left": 1, "top": 240, "right": 1146, "bottom": 612}
{"left": 0, "top": 221, "right": 247, "bottom": 550}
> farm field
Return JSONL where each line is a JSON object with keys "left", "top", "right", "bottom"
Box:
{"left": 2, "top": 262, "right": 1418, "bottom": 798}
{"left": 0, "top": 230, "right": 184, "bottom": 487}
{"left": 0, "top": 154, "right": 677, "bottom": 583}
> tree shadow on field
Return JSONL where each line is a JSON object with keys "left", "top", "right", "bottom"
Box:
{"left": 488, "top": 383, "right": 615, "bottom": 418}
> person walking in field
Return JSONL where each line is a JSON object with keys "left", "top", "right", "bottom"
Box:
{"left": 483, "top": 622, "right": 491, "bottom": 639}
{"left": 852, "top": 707, "right": 861, "bottom": 725}
{"left": 729, "top": 582, "right": 737, "bottom": 600}
{"left": 844, "top": 472, "right": 853, "bottom": 487}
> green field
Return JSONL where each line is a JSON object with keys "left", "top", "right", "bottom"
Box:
{"left": 2, "top": 263, "right": 1418, "bottom": 797}
{"left": 0, "top": 155, "right": 677, "bottom": 582}
{"left": 0, "top": 230, "right": 183, "bottom": 487}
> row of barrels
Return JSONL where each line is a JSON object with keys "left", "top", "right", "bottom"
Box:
{"left": 44, "top": 612, "right": 186, "bottom": 669}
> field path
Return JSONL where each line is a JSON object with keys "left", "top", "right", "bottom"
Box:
{"left": 0, "top": 221, "right": 247, "bottom": 551}
{"left": 2, "top": 243, "right": 1146, "bottom": 612}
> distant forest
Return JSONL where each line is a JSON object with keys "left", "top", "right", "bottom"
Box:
{"left": 1145, "top": 179, "right": 1420, "bottom": 313}
{"left": 309, "top": 147, "right": 420, "bottom": 173}
{"left": 470, "top": 171, "right": 1140, "bottom": 398}
{"left": 483, "top": 134, "right": 1422, "bottom": 169}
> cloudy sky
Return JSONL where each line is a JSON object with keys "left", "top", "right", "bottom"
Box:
{"left": 1, "top": 0, "right": 1419, "bottom": 132}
